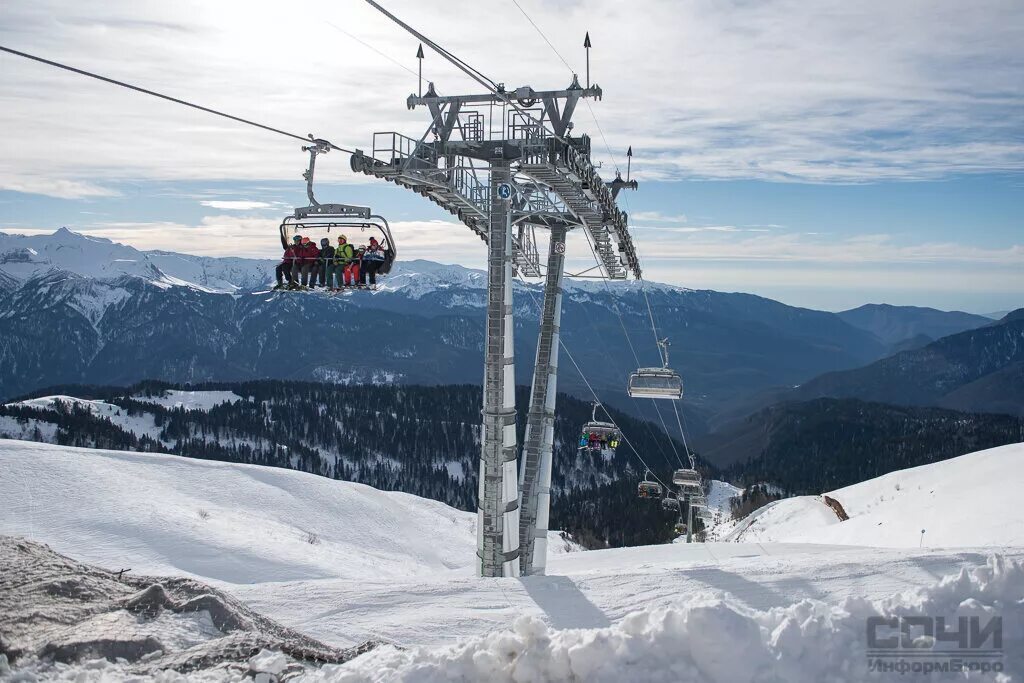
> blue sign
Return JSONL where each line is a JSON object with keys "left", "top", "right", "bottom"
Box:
{"left": 497, "top": 183, "right": 513, "bottom": 200}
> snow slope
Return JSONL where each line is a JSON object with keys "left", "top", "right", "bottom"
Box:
{"left": 11, "top": 395, "right": 162, "bottom": 440}
{"left": 726, "top": 443, "right": 1024, "bottom": 546}
{"left": 3, "top": 438, "right": 1023, "bottom": 670}
{"left": 131, "top": 389, "right": 244, "bottom": 411}
{"left": 0, "top": 440, "right": 576, "bottom": 585}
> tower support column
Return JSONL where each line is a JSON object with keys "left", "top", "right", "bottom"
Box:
{"left": 477, "top": 162, "right": 520, "bottom": 577}
{"left": 518, "top": 225, "right": 567, "bottom": 575}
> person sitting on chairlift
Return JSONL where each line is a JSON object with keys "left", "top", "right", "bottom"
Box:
{"left": 315, "top": 238, "right": 334, "bottom": 289}
{"left": 276, "top": 235, "right": 301, "bottom": 289}
{"left": 335, "top": 235, "right": 358, "bottom": 288}
{"left": 292, "top": 236, "right": 319, "bottom": 289}
{"left": 360, "top": 236, "right": 385, "bottom": 288}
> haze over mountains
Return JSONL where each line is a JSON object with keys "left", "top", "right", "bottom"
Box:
{"left": 2, "top": 228, "right": 1008, "bottom": 440}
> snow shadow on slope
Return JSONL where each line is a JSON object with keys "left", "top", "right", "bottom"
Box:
{"left": 519, "top": 576, "right": 610, "bottom": 630}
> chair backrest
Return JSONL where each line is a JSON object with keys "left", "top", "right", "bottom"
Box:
{"left": 628, "top": 369, "right": 683, "bottom": 400}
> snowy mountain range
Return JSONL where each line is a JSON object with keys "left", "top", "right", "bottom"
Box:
{"left": 2, "top": 228, "right": 999, "bottom": 435}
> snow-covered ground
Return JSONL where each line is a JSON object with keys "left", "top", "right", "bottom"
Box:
{"left": 725, "top": 443, "right": 1024, "bottom": 547}
{"left": 131, "top": 389, "right": 244, "bottom": 411}
{"left": 11, "top": 395, "right": 163, "bottom": 440}
{"left": 1, "top": 439, "right": 1022, "bottom": 681}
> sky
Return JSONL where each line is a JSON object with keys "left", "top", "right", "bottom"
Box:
{"left": 0, "top": 0, "right": 1021, "bottom": 313}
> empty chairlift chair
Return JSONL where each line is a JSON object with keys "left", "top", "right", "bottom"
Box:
{"left": 628, "top": 338, "right": 683, "bottom": 400}
{"left": 672, "top": 468, "right": 702, "bottom": 487}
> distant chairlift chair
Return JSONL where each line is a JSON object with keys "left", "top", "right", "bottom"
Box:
{"left": 628, "top": 338, "right": 683, "bottom": 400}
{"left": 637, "top": 470, "right": 663, "bottom": 499}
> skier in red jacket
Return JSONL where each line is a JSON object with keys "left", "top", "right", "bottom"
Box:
{"left": 291, "top": 236, "right": 320, "bottom": 289}
{"left": 276, "top": 235, "right": 301, "bottom": 289}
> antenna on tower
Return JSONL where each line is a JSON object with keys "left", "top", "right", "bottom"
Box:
{"left": 583, "top": 32, "right": 592, "bottom": 89}
{"left": 626, "top": 146, "right": 633, "bottom": 182}
{"left": 416, "top": 43, "right": 425, "bottom": 97}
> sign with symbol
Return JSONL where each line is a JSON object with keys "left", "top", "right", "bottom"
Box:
{"left": 497, "top": 183, "right": 513, "bottom": 200}
{"left": 553, "top": 241, "right": 566, "bottom": 254}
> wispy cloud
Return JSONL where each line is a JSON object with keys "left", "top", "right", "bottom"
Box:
{"left": 0, "top": 0, "right": 1020, "bottom": 186}
{"left": 198, "top": 200, "right": 279, "bottom": 211}
{"left": 0, "top": 176, "right": 120, "bottom": 199}
{"left": 630, "top": 211, "right": 689, "bottom": 223}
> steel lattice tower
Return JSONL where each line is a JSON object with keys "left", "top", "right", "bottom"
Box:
{"left": 352, "top": 77, "right": 639, "bottom": 577}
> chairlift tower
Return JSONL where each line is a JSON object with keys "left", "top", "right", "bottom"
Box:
{"left": 351, "top": 74, "right": 640, "bottom": 577}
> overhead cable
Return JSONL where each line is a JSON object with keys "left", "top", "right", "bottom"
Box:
{"left": 0, "top": 44, "right": 356, "bottom": 154}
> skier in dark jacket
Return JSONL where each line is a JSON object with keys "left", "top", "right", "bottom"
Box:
{"left": 276, "top": 235, "right": 301, "bottom": 289}
{"left": 315, "top": 238, "right": 335, "bottom": 288}
{"left": 360, "top": 236, "right": 386, "bottom": 288}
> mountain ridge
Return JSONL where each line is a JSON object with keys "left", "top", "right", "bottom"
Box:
{"left": 0, "top": 230, "right": 898, "bottom": 429}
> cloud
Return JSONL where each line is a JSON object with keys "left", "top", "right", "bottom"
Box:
{"left": 0, "top": 0, "right": 1021, "bottom": 187}
{"left": 199, "top": 200, "right": 278, "bottom": 210}
{"left": 626, "top": 230, "right": 1023, "bottom": 265}
{"left": 629, "top": 211, "right": 689, "bottom": 223}
{"left": 65, "top": 216, "right": 493, "bottom": 264}
{"left": 0, "top": 176, "right": 120, "bottom": 199}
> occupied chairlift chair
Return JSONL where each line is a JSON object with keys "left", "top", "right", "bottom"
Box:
{"left": 279, "top": 139, "right": 397, "bottom": 279}
{"left": 637, "top": 470, "right": 663, "bottom": 499}
{"left": 579, "top": 402, "right": 621, "bottom": 454}
{"left": 628, "top": 338, "right": 683, "bottom": 400}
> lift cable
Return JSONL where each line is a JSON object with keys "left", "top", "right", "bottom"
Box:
{"left": 515, "top": 277, "right": 672, "bottom": 491}
{"left": 0, "top": 45, "right": 358, "bottom": 155}
{"left": 505, "top": 0, "right": 624, "bottom": 177}
{"left": 637, "top": 276, "right": 699, "bottom": 470}
{"left": 362, "top": 0, "right": 498, "bottom": 92}
{"left": 324, "top": 19, "right": 432, "bottom": 81}
{"left": 504, "top": 0, "right": 699, "bottom": 477}
{"left": 509, "top": 0, "right": 576, "bottom": 75}
{"left": 566, "top": 282, "right": 674, "bottom": 466}
{"left": 577, "top": 224, "right": 689, "bottom": 472}
{"left": 362, "top": 0, "right": 578, "bottom": 149}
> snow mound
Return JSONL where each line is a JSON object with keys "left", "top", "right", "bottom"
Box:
{"left": 0, "top": 536, "right": 375, "bottom": 680}
{"left": 727, "top": 442, "right": 1024, "bottom": 547}
{"left": 314, "top": 554, "right": 1022, "bottom": 682}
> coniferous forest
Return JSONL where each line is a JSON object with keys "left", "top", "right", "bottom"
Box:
{"left": 0, "top": 380, "right": 706, "bottom": 548}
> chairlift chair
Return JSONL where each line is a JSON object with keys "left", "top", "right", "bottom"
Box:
{"left": 628, "top": 338, "right": 683, "bottom": 400}
{"left": 672, "top": 468, "right": 701, "bottom": 486}
{"left": 279, "top": 139, "right": 397, "bottom": 282}
{"left": 674, "top": 522, "right": 688, "bottom": 535}
{"left": 637, "top": 470, "right": 662, "bottom": 499}
{"left": 578, "top": 402, "right": 621, "bottom": 454}
{"left": 661, "top": 494, "right": 680, "bottom": 511}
